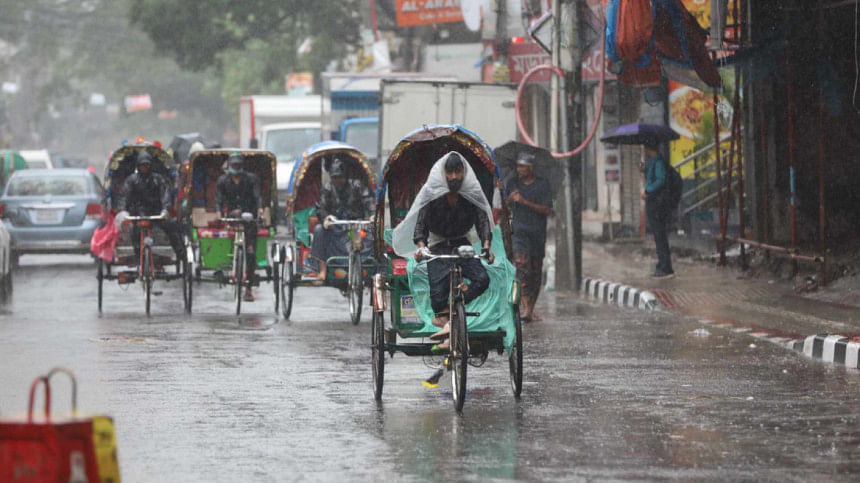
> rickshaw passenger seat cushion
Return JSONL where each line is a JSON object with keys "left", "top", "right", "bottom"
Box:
{"left": 404, "top": 226, "right": 516, "bottom": 351}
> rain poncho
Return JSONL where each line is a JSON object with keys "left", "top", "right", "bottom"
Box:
{"left": 391, "top": 152, "right": 494, "bottom": 257}
{"left": 389, "top": 152, "right": 516, "bottom": 351}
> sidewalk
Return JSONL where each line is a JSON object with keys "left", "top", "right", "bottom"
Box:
{"left": 579, "top": 240, "right": 860, "bottom": 367}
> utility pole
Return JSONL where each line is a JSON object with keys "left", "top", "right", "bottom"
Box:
{"left": 554, "top": 0, "right": 583, "bottom": 290}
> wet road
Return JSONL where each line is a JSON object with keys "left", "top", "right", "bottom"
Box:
{"left": 2, "top": 256, "right": 860, "bottom": 481}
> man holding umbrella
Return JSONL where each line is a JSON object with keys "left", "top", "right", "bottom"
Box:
{"left": 601, "top": 122, "right": 679, "bottom": 279}
{"left": 641, "top": 139, "right": 675, "bottom": 278}
{"left": 506, "top": 153, "right": 553, "bottom": 321}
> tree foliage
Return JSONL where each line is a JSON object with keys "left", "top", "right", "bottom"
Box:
{"left": 129, "top": 0, "right": 363, "bottom": 80}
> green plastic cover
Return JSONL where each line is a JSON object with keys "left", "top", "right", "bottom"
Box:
{"left": 404, "top": 226, "right": 515, "bottom": 351}
{"left": 293, "top": 206, "right": 315, "bottom": 246}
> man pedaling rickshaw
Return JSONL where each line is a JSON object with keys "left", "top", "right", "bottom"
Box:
{"left": 215, "top": 152, "right": 264, "bottom": 302}
{"left": 411, "top": 152, "right": 494, "bottom": 351}
{"left": 311, "top": 158, "right": 375, "bottom": 282}
{"left": 115, "top": 151, "right": 186, "bottom": 265}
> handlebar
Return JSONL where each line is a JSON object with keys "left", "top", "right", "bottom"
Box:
{"left": 125, "top": 215, "right": 166, "bottom": 221}
{"left": 418, "top": 245, "right": 486, "bottom": 262}
{"left": 220, "top": 212, "right": 259, "bottom": 224}
{"left": 327, "top": 219, "right": 373, "bottom": 226}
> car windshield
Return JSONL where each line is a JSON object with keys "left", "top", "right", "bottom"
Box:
{"left": 27, "top": 161, "right": 48, "bottom": 169}
{"left": 265, "top": 128, "right": 320, "bottom": 161}
{"left": 6, "top": 175, "right": 89, "bottom": 196}
{"left": 344, "top": 122, "right": 378, "bottom": 157}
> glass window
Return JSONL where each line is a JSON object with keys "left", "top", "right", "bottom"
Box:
{"left": 264, "top": 128, "right": 321, "bottom": 162}
{"left": 343, "top": 122, "right": 378, "bottom": 157}
{"left": 7, "top": 175, "right": 89, "bottom": 196}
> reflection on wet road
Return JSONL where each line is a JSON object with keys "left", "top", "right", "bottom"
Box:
{"left": 2, "top": 256, "right": 859, "bottom": 481}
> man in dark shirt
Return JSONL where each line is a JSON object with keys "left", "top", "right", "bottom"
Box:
{"left": 215, "top": 153, "right": 264, "bottom": 301}
{"left": 505, "top": 153, "right": 553, "bottom": 321}
{"left": 116, "top": 151, "right": 185, "bottom": 265}
{"left": 311, "top": 158, "right": 374, "bottom": 281}
{"left": 413, "top": 153, "right": 494, "bottom": 335}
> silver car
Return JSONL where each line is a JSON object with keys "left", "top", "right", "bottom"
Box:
{"left": 1, "top": 169, "right": 104, "bottom": 264}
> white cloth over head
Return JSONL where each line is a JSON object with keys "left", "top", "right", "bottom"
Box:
{"left": 391, "top": 151, "right": 494, "bottom": 257}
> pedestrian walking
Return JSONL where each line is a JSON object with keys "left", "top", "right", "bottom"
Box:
{"left": 641, "top": 140, "right": 675, "bottom": 278}
{"left": 506, "top": 153, "right": 553, "bottom": 321}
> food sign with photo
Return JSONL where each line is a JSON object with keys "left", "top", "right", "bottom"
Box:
{"left": 668, "top": 77, "right": 733, "bottom": 178}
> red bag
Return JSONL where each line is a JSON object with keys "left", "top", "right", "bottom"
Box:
{"left": 90, "top": 212, "right": 118, "bottom": 263}
{"left": 0, "top": 368, "right": 121, "bottom": 482}
{"left": 616, "top": 0, "right": 654, "bottom": 63}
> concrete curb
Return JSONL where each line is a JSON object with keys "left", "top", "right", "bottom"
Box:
{"left": 580, "top": 276, "right": 860, "bottom": 370}
{"left": 791, "top": 335, "right": 860, "bottom": 369}
{"left": 580, "top": 277, "right": 659, "bottom": 311}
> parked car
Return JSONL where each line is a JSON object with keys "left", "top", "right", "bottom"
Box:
{"left": 1, "top": 169, "right": 104, "bottom": 265}
{"left": 19, "top": 149, "right": 55, "bottom": 170}
{"left": 0, "top": 221, "right": 11, "bottom": 297}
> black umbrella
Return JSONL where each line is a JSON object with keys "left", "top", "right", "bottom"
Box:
{"left": 599, "top": 122, "right": 680, "bottom": 145}
{"left": 167, "top": 133, "right": 219, "bottom": 164}
{"left": 494, "top": 141, "right": 563, "bottom": 195}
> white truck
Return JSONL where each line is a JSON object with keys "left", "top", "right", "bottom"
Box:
{"left": 238, "top": 95, "right": 327, "bottom": 198}
{"left": 322, "top": 73, "right": 457, "bottom": 170}
{"left": 378, "top": 80, "right": 519, "bottom": 162}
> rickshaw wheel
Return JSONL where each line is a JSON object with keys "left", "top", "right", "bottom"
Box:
{"left": 348, "top": 252, "right": 363, "bottom": 325}
{"left": 272, "top": 261, "right": 280, "bottom": 314}
{"left": 97, "top": 259, "right": 104, "bottom": 313}
{"left": 234, "top": 246, "right": 244, "bottom": 315}
{"left": 451, "top": 301, "right": 468, "bottom": 412}
{"left": 280, "top": 258, "right": 294, "bottom": 319}
{"left": 183, "top": 260, "right": 193, "bottom": 314}
{"left": 509, "top": 304, "right": 523, "bottom": 398}
{"left": 144, "top": 247, "right": 152, "bottom": 316}
{"left": 371, "top": 309, "right": 385, "bottom": 400}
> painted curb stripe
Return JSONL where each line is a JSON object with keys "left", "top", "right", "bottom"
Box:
{"left": 582, "top": 277, "right": 860, "bottom": 370}
{"left": 580, "top": 277, "right": 659, "bottom": 311}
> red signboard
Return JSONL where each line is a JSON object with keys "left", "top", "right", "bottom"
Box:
{"left": 508, "top": 42, "right": 552, "bottom": 83}
{"left": 396, "top": 0, "right": 464, "bottom": 27}
{"left": 581, "top": 45, "right": 616, "bottom": 83}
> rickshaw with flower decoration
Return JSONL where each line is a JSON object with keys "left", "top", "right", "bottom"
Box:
{"left": 96, "top": 140, "right": 193, "bottom": 315}
{"left": 181, "top": 149, "right": 283, "bottom": 315}
{"left": 370, "top": 124, "right": 524, "bottom": 412}
{"left": 281, "top": 141, "right": 378, "bottom": 324}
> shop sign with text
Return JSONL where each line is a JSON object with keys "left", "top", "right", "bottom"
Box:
{"left": 508, "top": 42, "right": 552, "bottom": 83}
{"left": 396, "top": 0, "right": 463, "bottom": 27}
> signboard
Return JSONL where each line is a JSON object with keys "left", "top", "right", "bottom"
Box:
{"left": 124, "top": 94, "right": 152, "bottom": 113}
{"left": 396, "top": 0, "right": 464, "bottom": 27}
{"left": 508, "top": 42, "right": 552, "bottom": 83}
{"left": 668, "top": 78, "right": 733, "bottom": 178}
{"left": 286, "top": 72, "right": 313, "bottom": 95}
{"left": 604, "top": 153, "right": 620, "bottom": 184}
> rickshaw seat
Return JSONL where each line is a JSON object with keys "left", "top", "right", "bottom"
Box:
{"left": 190, "top": 207, "right": 272, "bottom": 228}
{"left": 197, "top": 227, "right": 271, "bottom": 239}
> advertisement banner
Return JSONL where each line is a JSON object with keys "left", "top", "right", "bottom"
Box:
{"left": 286, "top": 72, "right": 313, "bottom": 95}
{"left": 396, "top": 0, "right": 464, "bottom": 27}
{"left": 508, "top": 42, "right": 552, "bottom": 83}
{"left": 668, "top": 78, "right": 733, "bottom": 178}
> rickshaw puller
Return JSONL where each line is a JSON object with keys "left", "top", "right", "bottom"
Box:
{"left": 413, "top": 152, "right": 494, "bottom": 346}
{"left": 216, "top": 153, "right": 263, "bottom": 301}
{"left": 311, "top": 158, "right": 374, "bottom": 281}
{"left": 115, "top": 151, "right": 185, "bottom": 265}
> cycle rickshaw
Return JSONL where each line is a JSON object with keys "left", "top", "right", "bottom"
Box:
{"left": 370, "top": 124, "right": 524, "bottom": 412}
{"left": 282, "top": 141, "right": 377, "bottom": 323}
{"left": 183, "top": 149, "right": 283, "bottom": 315}
{"left": 96, "top": 142, "right": 193, "bottom": 315}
